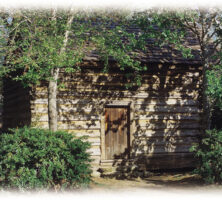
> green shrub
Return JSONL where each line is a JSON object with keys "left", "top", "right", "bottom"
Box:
{"left": 0, "top": 127, "right": 92, "bottom": 190}
{"left": 190, "top": 129, "right": 222, "bottom": 184}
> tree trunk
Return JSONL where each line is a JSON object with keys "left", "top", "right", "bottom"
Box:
{"left": 47, "top": 11, "right": 74, "bottom": 131}
{"left": 48, "top": 68, "right": 59, "bottom": 131}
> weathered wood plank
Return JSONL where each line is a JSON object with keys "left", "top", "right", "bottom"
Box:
{"left": 35, "top": 84, "right": 200, "bottom": 93}
{"left": 35, "top": 87, "right": 200, "bottom": 97}
{"left": 34, "top": 121, "right": 100, "bottom": 129}
{"left": 33, "top": 98, "right": 199, "bottom": 106}
{"left": 105, "top": 107, "right": 129, "bottom": 160}
{"left": 32, "top": 112, "right": 201, "bottom": 122}
{"left": 134, "top": 144, "right": 193, "bottom": 154}
{"left": 135, "top": 105, "right": 201, "bottom": 113}
{"left": 31, "top": 114, "right": 100, "bottom": 122}
{"left": 59, "top": 77, "right": 201, "bottom": 86}
{"left": 61, "top": 63, "right": 202, "bottom": 72}
{"left": 136, "top": 137, "right": 199, "bottom": 145}
{"left": 32, "top": 100, "right": 198, "bottom": 109}
{"left": 56, "top": 81, "right": 201, "bottom": 89}
{"left": 87, "top": 146, "right": 101, "bottom": 156}
{"left": 34, "top": 91, "right": 200, "bottom": 100}
{"left": 67, "top": 129, "right": 101, "bottom": 137}
{"left": 137, "top": 129, "right": 201, "bottom": 137}
{"left": 138, "top": 121, "right": 200, "bottom": 129}
{"left": 60, "top": 91, "right": 200, "bottom": 99}
{"left": 60, "top": 71, "right": 201, "bottom": 78}
{"left": 58, "top": 74, "right": 201, "bottom": 87}
{"left": 31, "top": 108, "right": 201, "bottom": 116}
{"left": 85, "top": 137, "right": 100, "bottom": 145}
{"left": 137, "top": 114, "right": 200, "bottom": 120}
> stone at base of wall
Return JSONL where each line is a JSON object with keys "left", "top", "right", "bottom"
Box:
{"left": 91, "top": 165, "right": 102, "bottom": 177}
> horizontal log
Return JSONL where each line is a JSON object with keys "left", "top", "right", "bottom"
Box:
{"left": 35, "top": 84, "right": 200, "bottom": 93}
{"left": 61, "top": 71, "right": 201, "bottom": 79}
{"left": 36, "top": 74, "right": 201, "bottom": 89}
{"left": 60, "top": 65, "right": 201, "bottom": 73}
{"left": 31, "top": 110, "right": 202, "bottom": 120}
{"left": 84, "top": 137, "right": 100, "bottom": 145}
{"left": 61, "top": 63, "right": 202, "bottom": 72}
{"left": 67, "top": 129, "right": 101, "bottom": 137}
{"left": 134, "top": 144, "right": 193, "bottom": 154}
{"left": 130, "top": 152, "right": 195, "bottom": 158}
{"left": 60, "top": 90, "right": 200, "bottom": 99}
{"left": 135, "top": 105, "right": 201, "bottom": 113}
{"left": 59, "top": 79, "right": 201, "bottom": 88}
{"left": 138, "top": 121, "right": 200, "bottom": 129}
{"left": 57, "top": 130, "right": 101, "bottom": 145}
{"left": 58, "top": 81, "right": 201, "bottom": 89}
{"left": 135, "top": 137, "right": 198, "bottom": 145}
{"left": 60, "top": 79, "right": 201, "bottom": 88}
{"left": 137, "top": 119, "right": 199, "bottom": 124}
{"left": 71, "top": 137, "right": 100, "bottom": 146}
{"left": 137, "top": 129, "right": 201, "bottom": 137}
{"left": 33, "top": 103, "right": 200, "bottom": 110}
{"left": 31, "top": 105, "right": 201, "bottom": 116}
{"left": 35, "top": 87, "right": 200, "bottom": 97}
{"left": 87, "top": 146, "right": 101, "bottom": 156}
{"left": 34, "top": 121, "right": 101, "bottom": 129}
{"left": 31, "top": 113, "right": 200, "bottom": 122}
{"left": 31, "top": 114, "right": 100, "bottom": 122}
{"left": 33, "top": 98, "right": 199, "bottom": 106}
{"left": 32, "top": 107, "right": 95, "bottom": 114}
{"left": 59, "top": 74, "right": 202, "bottom": 86}
{"left": 34, "top": 91, "right": 199, "bottom": 100}
{"left": 34, "top": 92, "right": 199, "bottom": 101}
{"left": 137, "top": 113, "right": 200, "bottom": 120}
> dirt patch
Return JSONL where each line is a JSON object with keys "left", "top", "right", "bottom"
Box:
{"left": 89, "top": 172, "right": 221, "bottom": 191}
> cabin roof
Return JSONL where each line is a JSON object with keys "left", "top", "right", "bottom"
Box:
{"left": 82, "top": 24, "right": 202, "bottom": 65}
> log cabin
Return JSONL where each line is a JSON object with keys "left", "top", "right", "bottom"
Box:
{"left": 3, "top": 29, "right": 203, "bottom": 176}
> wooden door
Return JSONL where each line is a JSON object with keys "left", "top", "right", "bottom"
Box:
{"left": 105, "top": 107, "right": 130, "bottom": 160}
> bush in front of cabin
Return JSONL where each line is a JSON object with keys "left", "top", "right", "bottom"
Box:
{"left": 0, "top": 127, "right": 92, "bottom": 191}
{"left": 190, "top": 129, "right": 222, "bottom": 184}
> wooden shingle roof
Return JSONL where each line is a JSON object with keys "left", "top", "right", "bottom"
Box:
{"left": 83, "top": 24, "right": 202, "bottom": 65}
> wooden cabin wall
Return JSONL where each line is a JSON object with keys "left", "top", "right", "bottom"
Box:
{"left": 31, "top": 63, "right": 203, "bottom": 171}
{"left": 3, "top": 78, "right": 31, "bottom": 130}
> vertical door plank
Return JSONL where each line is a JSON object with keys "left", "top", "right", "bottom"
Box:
{"left": 105, "top": 109, "right": 108, "bottom": 160}
{"left": 105, "top": 107, "right": 129, "bottom": 160}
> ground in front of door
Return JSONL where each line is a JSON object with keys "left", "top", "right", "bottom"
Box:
{"left": 89, "top": 172, "right": 222, "bottom": 191}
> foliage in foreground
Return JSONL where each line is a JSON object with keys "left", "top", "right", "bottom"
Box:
{"left": 0, "top": 127, "right": 92, "bottom": 190}
{"left": 207, "top": 65, "right": 222, "bottom": 110}
{"left": 190, "top": 129, "right": 222, "bottom": 184}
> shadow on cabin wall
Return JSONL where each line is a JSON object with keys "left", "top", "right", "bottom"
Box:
{"left": 51, "top": 61, "right": 202, "bottom": 178}
{"left": 2, "top": 77, "right": 31, "bottom": 132}
{"left": 211, "top": 105, "right": 222, "bottom": 130}
{"left": 97, "top": 62, "right": 202, "bottom": 179}
{"left": 1, "top": 61, "right": 202, "bottom": 178}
